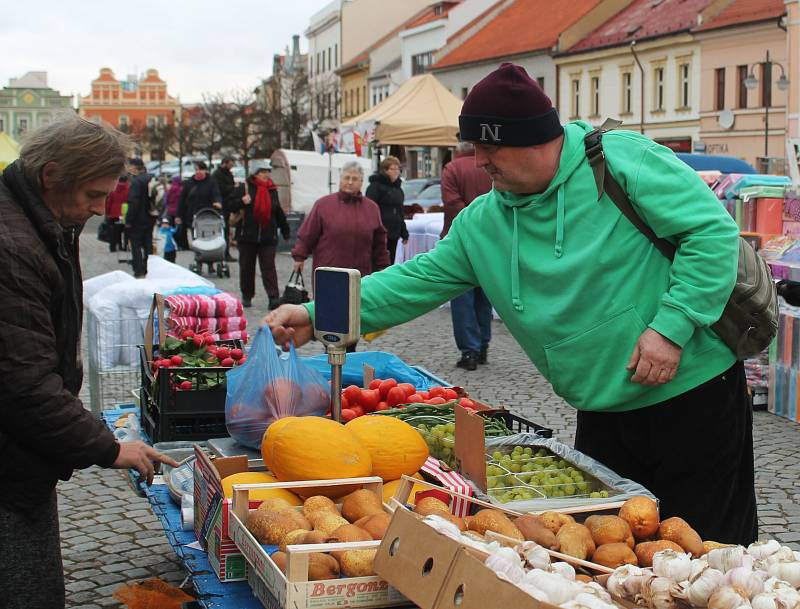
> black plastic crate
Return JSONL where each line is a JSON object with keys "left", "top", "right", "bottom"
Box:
{"left": 483, "top": 410, "right": 553, "bottom": 438}
{"left": 138, "top": 341, "right": 242, "bottom": 443}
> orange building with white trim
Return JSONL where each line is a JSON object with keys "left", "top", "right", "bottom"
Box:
{"left": 78, "top": 67, "right": 180, "bottom": 134}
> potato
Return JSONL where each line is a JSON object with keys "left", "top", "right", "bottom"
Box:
{"left": 468, "top": 509, "right": 524, "bottom": 541}
{"left": 328, "top": 524, "right": 373, "bottom": 560}
{"left": 341, "top": 489, "right": 383, "bottom": 523}
{"left": 658, "top": 517, "right": 703, "bottom": 557}
{"left": 308, "top": 552, "right": 340, "bottom": 581}
{"left": 414, "top": 497, "right": 450, "bottom": 517}
{"left": 592, "top": 542, "right": 639, "bottom": 568}
{"left": 247, "top": 511, "right": 309, "bottom": 545}
{"left": 515, "top": 514, "right": 558, "bottom": 549}
{"left": 303, "top": 496, "right": 337, "bottom": 519}
{"left": 556, "top": 523, "right": 596, "bottom": 560}
{"left": 539, "top": 511, "right": 575, "bottom": 535}
{"left": 271, "top": 550, "right": 287, "bottom": 572}
{"left": 634, "top": 540, "right": 684, "bottom": 567}
{"left": 585, "top": 515, "right": 635, "bottom": 548}
{"left": 618, "top": 496, "right": 660, "bottom": 541}
{"left": 703, "top": 540, "right": 733, "bottom": 554}
{"left": 339, "top": 549, "right": 377, "bottom": 577}
{"left": 355, "top": 512, "right": 391, "bottom": 540}
{"left": 279, "top": 529, "right": 329, "bottom": 553}
{"left": 311, "top": 511, "right": 351, "bottom": 536}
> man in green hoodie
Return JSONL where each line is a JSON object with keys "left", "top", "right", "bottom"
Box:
{"left": 266, "top": 64, "right": 755, "bottom": 544}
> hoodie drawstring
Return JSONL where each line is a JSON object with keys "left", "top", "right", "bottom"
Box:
{"left": 511, "top": 207, "right": 523, "bottom": 312}
{"left": 555, "top": 185, "right": 564, "bottom": 258}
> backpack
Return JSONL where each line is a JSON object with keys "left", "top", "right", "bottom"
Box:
{"left": 584, "top": 119, "right": 778, "bottom": 360}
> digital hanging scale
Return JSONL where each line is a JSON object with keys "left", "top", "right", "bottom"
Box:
{"left": 313, "top": 267, "right": 361, "bottom": 422}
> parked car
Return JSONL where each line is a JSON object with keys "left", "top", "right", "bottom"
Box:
{"left": 404, "top": 183, "right": 442, "bottom": 213}
{"left": 401, "top": 177, "right": 440, "bottom": 200}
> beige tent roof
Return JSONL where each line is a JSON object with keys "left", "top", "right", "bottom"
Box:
{"left": 343, "top": 74, "right": 462, "bottom": 147}
{"left": 0, "top": 132, "right": 20, "bottom": 170}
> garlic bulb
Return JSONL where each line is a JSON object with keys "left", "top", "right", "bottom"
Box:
{"left": 766, "top": 549, "right": 797, "bottom": 566}
{"left": 766, "top": 562, "right": 800, "bottom": 588}
{"left": 679, "top": 567, "right": 726, "bottom": 607}
{"left": 520, "top": 542, "right": 552, "bottom": 570}
{"left": 549, "top": 561, "right": 576, "bottom": 581}
{"left": 691, "top": 559, "right": 711, "bottom": 579}
{"left": 748, "top": 541, "right": 782, "bottom": 561}
{"left": 707, "top": 585, "right": 752, "bottom": 609}
{"left": 485, "top": 549, "right": 526, "bottom": 585}
{"left": 580, "top": 582, "right": 613, "bottom": 602}
{"left": 524, "top": 569, "right": 582, "bottom": 605}
{"left": 607, "top": 565, "right": 645, "bottom": 599}
{"left": 750, "top": 593, "right": 787, "bottom": 609}
{"left": 568, "top": 592, "right": 619, "bottom": 609}
{"left": 424, "top": 515, "right": 463, "bottom": 540}
{"left": 637, "top": 576, "right": 683, "bottom": 609}
{"left": 653, "top": 549, "right": 693, "bottom": 582}
{"left": 708, "top": 547, "right": 754, "bottom": 574}
{"left": 725, "top": 566, "right": 765, "bottom": 599}
{"left": 516, "top": 582, "right": 551, "bottom": 603}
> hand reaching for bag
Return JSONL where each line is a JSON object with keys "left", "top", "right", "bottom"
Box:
{"left": 293, "top": 260, "right": 304, "bottom": 273}
{"left": 264, "top": 305, "right": 313, "bottom": 350}
{"left": 113, "top": 441, "right": 179, "bottom": 485}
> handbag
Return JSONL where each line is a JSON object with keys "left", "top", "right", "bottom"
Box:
{"left": 280, "top": 270, "right": 310, "bottom": 305}
{"left": 584, "top": 119, "right": 778, "bottom": 360}
{"left": 97, "top": 218, "right": 112, "bottom": 243}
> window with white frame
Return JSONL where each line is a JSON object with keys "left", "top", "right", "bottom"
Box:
{"left": 591, "top": 76, "right": 600, "bottom": 116}
{"left": 411, "top": 52, "right": 433, "bottom": 76}
{"left": 571, "top": 79, "right": 580, "bottom": 118}
{"left": 679, "top": 63, "right": 690, "bottom": 108}
{"left": 622, "top": 72, "right": 632, "bottom": 114}
{"left": 654, "top": 67, "right": 664, "bottom": 111}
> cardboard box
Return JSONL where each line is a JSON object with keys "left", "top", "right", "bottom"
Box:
{"left": 193, "top": 444, "right": 266, "bottom": 582}
{"left": 229, "top": 477, "right": 410, "bottom": 609}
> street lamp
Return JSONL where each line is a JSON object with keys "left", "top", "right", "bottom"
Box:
{"left": 744, "top": 50, "right": 789, "bottom": 158}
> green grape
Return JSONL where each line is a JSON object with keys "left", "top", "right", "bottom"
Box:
{"left": 511, "top": 453, "right": 524, "bottom": 462}
{"left": 576, "top": 481, "right": 589, "bottom": 492}
{"left": 504, "top": 474, "right": 516, "bottom": 486}
{"left": 512, "top": 446, "right": 523, "bottom": 454}
{"left": 599, "top": 490, "right": 609, "bottom": 498}
{"left": 509, "top": 463, "right": 522, "bottom": 473}
{"left": 492, "top": 451, "right": 503, "bottom": 461}
{"left": 590, "top": 491, "right": 601, "bottom": 498}
{"left": 564, "top": 484, "right": 576, "bottom": 495}
{"left": 553, "top": 489, "right": 565, "bottom": 498}
{"left": 518, "top": 473, "right": 532, "bottom": 484}
{"left": 445, "top": 422, "right": 455, "bottom": 433}
{"left": 522, "top": 463, "right": 534, "bottom": 472}
{"left": 523, "top": 447, "right": 533, "bottom": 456}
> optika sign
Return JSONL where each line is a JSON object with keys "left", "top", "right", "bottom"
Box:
{"left": 310, "top": 580, "right": 389, "bottom": 598}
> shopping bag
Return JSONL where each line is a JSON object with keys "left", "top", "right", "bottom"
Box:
{"left": 97, "top": 219, "right": 112, "bottom": 243}
{"left": 280, "top": 270, "right": 310, "bottom": 305}
{"left": 225, "top": 326, "right": 329, "bottom": 449}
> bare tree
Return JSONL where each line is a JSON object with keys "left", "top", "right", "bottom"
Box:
{"left": 195, "top": 92, "right": 229, "bottom": 165}
{"left": 222, "top": 89, "right": 264, "bottom": 174}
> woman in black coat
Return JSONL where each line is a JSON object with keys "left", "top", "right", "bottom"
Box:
{"left": 229, "top": 167, "right": 289, "bottom": 309}
{"left": 365, "top": 155, "right": 408, "bottom": 263}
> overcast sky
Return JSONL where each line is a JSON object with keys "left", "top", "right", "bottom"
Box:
{"left": 0, "top": 1, "right": 327, "bottom": 104}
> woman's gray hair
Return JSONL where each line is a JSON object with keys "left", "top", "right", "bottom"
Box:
{"left": 340, "top": 161, "right": 364, "bottom": 177}
{"left": 19, "top": 112, "right": 130, "bottom": 193}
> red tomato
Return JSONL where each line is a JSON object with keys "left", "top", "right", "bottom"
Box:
{"left": 459, "top": 398, "right": 475, "bottom": 409}
{"left": 428, "top": 386, "right": 446, "bottom": 398}
{"left": 427, "top": 397, "right": 447, "bottom": 405}
{"left": 341, "top": 395, "right": 350, "bottom": 410}
{"left": 417, "top": 391, "right": 430, "bottom": 400}
{"left": 406, "top": 394, "right": 424, "bottom": 404}
{"left": 350, "top": 405, "right": 365, "bottom": 418}
{"left": 375, "top": 402, "right": 390, "bottom": 411}
{"left": 343, "top": 385, "right": 362, "bottom": 405}
{"left": 368, "top": 379, "right": 382, "bottom": 390}
{"left": 359, "top": 389, "right": 380, "bottom": 412}
{"left": 386, "top": 386, "right": 408, "bottom": 407}
{"left": 397, "top": 383, "right": 416, "bottom": 397}
{"left": 341, "top": 408, "right": 357, "bottom": 422}
{"left": 378, "top": 379, "right": 398, "bottom": 399}
{"left": 443, "top": 388, "right": 459, "bottom": 400}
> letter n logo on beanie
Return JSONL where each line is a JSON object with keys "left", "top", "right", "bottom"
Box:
{"left": 480, "top": 123, "right": 502, "bottom": 143}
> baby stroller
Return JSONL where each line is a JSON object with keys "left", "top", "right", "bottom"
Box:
{"left": 188, "top": 208, "right": 230, "bottom": 277}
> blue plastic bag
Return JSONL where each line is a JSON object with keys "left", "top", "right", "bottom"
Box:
{"left": 300, "top": 351, "right": 444, "bottom": 390}
{"left": 225, "top": 327, "right": 330, "bottom": 449}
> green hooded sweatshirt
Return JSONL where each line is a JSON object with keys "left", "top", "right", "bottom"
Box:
{"left": 307, "top": 121, "right": 739, "bottom": 412}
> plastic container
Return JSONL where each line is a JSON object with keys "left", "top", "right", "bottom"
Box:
{"left": 755, "top": 197, "right": 784, "bottom": 234}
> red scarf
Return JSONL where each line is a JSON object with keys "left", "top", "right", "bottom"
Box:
{"left": 252, "top": 177, "right": 274, "bottom": 227}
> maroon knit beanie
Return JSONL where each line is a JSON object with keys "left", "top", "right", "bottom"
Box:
{"left": 459, "top": 63, "right": 563, "bottom": 147}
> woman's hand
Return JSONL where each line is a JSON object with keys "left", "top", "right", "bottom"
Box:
{"left": 293, "top": 260, "right": 305, "bottom": 273}
{"left": 242, "top": 194, "right": 252, "bottom": 205}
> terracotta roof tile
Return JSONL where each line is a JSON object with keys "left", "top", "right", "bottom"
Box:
{"left": 567, "top": 0, "right": 716, "bottom": 53}
{"left": 433, "top": 0, "right": 603, "bottom": 69}
{"left": 405, "top": 1, "right": 460, "bottom": 30}
{"left": 694, "top": 0, "right": 784, "bottom": 32}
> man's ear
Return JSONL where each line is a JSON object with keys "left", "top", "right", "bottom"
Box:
{"left": 41, "top": 161, "right": 61, "bottom": 192}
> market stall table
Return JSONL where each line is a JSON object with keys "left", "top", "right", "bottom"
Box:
{"left": 395, "top": 212, "right": 443, "bottom": 264}
{"left": 102, "top": 406, "right": 262, "bottom": 609}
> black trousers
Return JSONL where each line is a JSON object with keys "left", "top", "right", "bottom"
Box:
{"left": 128, "top": 226, "right": 152, "bottom": 277}
{"left": 0, "top": 490, "right": 65, "bottom": 609}
{"left": 108, "top": 218, "right": 125, "bottom": 252}
{"left": 387, "top": 237, "right": 399, "bottom": 264}
{"left": 164, "top": 250, "right": 177, "bottom": 263}
{"left": 239, "top": 242, "right": 278, "bottom": 300}
{"left": 575, "top": 361, "right": 757, "bottom": 545}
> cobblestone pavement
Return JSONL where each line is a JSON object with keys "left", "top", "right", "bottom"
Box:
{"left": 62, "top": 217, "right": 800, "bottom": 608}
